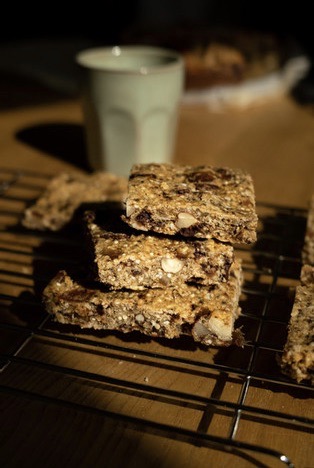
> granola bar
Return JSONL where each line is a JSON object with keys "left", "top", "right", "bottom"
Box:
{"left": 302, "top": 194, "right": 314, "bottom": 265}
{"left": 122, "top": 163, "right": 258, "bottom": 244}
{"left": 85, "top": 211, "right": 234, "bottom": 290}
{"left": 22, "top": 172, "right": 127, "bottom": 231}
{"left": 280, "top": 264, "right": 314, "bottom": 384}
{"left": 43, "top": 259, "right": 243, "bottom": 347}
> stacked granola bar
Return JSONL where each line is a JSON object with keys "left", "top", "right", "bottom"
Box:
{"left": 43, "top": 163, "right": 258, "bottom": 347}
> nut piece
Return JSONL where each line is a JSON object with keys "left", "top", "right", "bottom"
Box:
{"left": 161, "top": 257, "right": 184, "bottom": 273}
{"left": 176, "top": 212, "right": 198, "bottom": 229}
{"left": 135, "top": 313, "right": 145, "bottom": 323}
{"left": 193, "top": 321, "right": 209, "bottom": 340}
{"left": 126, "top": 201, "right": 135, "bottom": 217}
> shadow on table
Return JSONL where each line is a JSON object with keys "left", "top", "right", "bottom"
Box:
{"left": 16, "top": 122, "right": 91, "bottom": 172}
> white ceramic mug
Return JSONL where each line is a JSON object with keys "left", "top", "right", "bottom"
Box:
{"left": 76, "top": 45, "right": 184, "bottom": 177}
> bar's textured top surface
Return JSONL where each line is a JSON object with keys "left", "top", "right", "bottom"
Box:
{"left": 43, "top": 259, "right": 243, "bottom": 347}
{"left": 280, "top": 264, "right": 314, "bottom": 384}
{"left": 122, "top": 163, "right": 258, "bottom": 243}
{"left": 22, "top": 172, "right": 127, "bottom": 231}
{"left": 86, "top": 211, "right": 234, "bottom": 290}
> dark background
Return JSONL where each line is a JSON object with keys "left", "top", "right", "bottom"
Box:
{"left": 1, "top": 0, "right": 314, "bottom": 107}
{"left": 1, "top": 1, "right": 313, "bottom": 53}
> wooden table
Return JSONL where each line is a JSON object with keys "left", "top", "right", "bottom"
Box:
{"left": 0, "top": 84, "right": 313, "bottom": 468}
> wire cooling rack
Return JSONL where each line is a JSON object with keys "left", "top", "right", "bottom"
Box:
{"left": 0, "top": 168, "right": 313, "bottom": 468}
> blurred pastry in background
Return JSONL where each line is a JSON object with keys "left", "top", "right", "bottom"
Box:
{"left": 181, "top": 29, "right": 311, "bottom": 111}
{"left": 123, "top": 27, "right": 311, "bottom": 112}
{"left": 183, "top": 42, "right": 246, "bottom": 89}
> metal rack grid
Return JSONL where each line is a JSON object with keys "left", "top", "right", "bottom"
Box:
{"left": 0, "top": 168, "right": 313, "bottom": 467}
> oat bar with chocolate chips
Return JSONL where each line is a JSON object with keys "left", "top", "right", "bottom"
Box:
{"left": 22, "top": 172, "right": 127, "bottom": 231}
{"left": 302, "top": 194, "right": 314, "bottom": 265}
{"left": 280, "top": 264, "right": 314, "bottom": 384}
{"left": 43, "top": 259, "right": 243, "bottom": 347}
{"left": 122, "top": 163, "right": 258, "bottom": 244}
{"left": 85, "top": 211, "right": 234, "bottom": 290}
